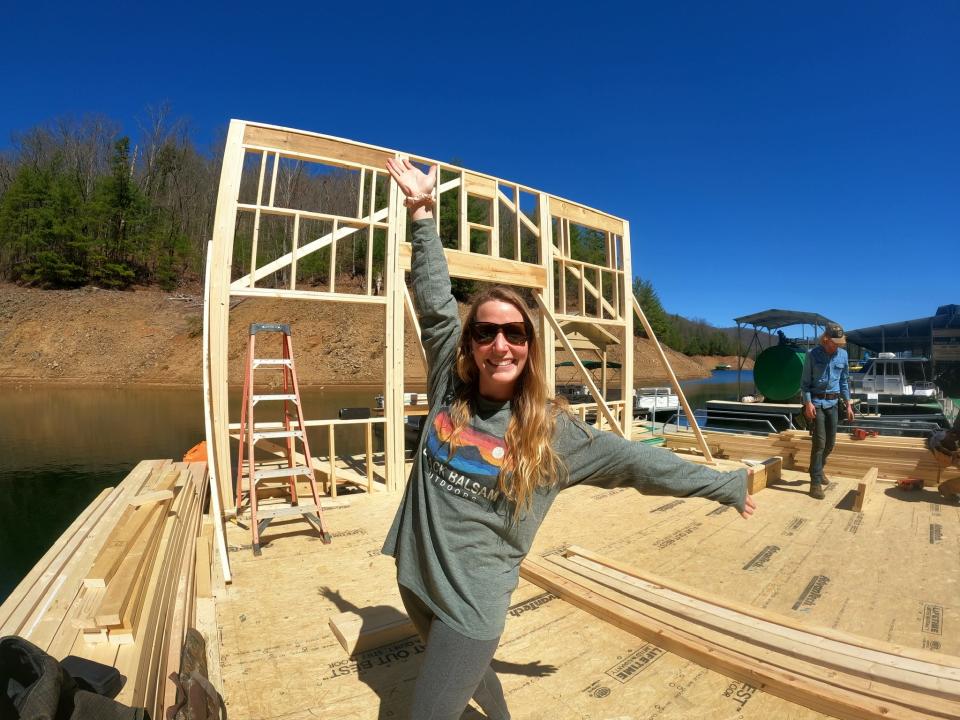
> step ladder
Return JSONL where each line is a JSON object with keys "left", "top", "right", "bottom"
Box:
{"left": 235, "top": 322, "right": 332, "bottom": 555}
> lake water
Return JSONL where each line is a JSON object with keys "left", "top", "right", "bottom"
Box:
{"left": 0, "top": 370, "right": 753, "bottom": 604}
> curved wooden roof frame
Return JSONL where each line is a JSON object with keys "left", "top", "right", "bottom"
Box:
{"left": 204, "top": 120, "right": 645, "bottom": 579}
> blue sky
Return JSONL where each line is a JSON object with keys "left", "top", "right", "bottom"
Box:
{"left": 3, "top": 1, "right": 957, "bottom": 331}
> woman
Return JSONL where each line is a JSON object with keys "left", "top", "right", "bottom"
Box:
{"left": 382, "top": 158, "right": 756, "bottom": 719}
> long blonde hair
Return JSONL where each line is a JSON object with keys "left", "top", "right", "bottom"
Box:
{"left": 447, "top": 286, "right": 567, "bottom": 519}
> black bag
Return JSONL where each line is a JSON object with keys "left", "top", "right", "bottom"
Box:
{"left": 0, "top": 635, "right": 148, "bottom": 720}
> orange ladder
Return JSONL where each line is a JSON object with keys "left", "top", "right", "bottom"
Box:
{"left": 235, "top": 322, "right": 332, "bottom": 555}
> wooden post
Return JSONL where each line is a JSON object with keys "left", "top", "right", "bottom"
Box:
{"left": 208, "top": 120, "right": 246, "bottom": 513}
{"left": 538, "top": 194, "right": 556, "bottom": 394}
{"left": 328, "top": 425, "right": 337, "bottom": 498}
{"left": 202, "top": 243, "right": 232, "bottom": 583}
{"left": 620, "top": 223, "right": 634, "bottom": 441}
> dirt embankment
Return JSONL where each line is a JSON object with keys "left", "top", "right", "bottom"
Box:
{"left": 0, "top": 283, "right": 739, "bottom": 387}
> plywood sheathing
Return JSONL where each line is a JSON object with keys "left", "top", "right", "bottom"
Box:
{"left": 211, "top": 460, "right": 960, "bottom": 719}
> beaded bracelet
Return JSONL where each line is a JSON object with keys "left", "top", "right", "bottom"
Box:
{"left": 403, "top": 192, "right": 436, "bottom": 209}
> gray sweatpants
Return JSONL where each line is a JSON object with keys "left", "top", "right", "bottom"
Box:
{"left": 399, "top": 584, "right": 510, "bottom": 720}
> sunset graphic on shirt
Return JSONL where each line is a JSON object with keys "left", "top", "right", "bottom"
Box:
{"left": 425, "top": 409, "right": 507, "bottom": 479}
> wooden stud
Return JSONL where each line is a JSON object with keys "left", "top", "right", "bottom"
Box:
{"left": 365, "top": 422, "right": 374, "bottom": 493}
{"left": 202, "top": 243, "right": 231, "bottom": 583}
{"left": 328, "top": 424, "right": 337, "bottom": 498}
{"left": 398, "top": 243, "right": 547, "bottom": 288}
{"left": 619, "top": 223, "right": 634, "bottom": 440}
{"left": 290, "top": 213, "right": 300, "bottom": 290}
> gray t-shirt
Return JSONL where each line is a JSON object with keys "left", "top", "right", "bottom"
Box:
{"left": 382, "top": 218, "right": 747, "bottom": 641}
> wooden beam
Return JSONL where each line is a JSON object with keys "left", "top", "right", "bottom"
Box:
{"left": 208, "top": 120, "right": 246, "bottom": 514}
{"left": 243, "top": 124, "right": 393, "bottom": 170}
{"left": 743, "top": 457, "right": 782, "bottom": 495}
{"left": 398, "top": 243, "right": 547, "bottom": 289}
{"left": 854, "top": 467, "right": 879, "bottom": 513}
{"left": 129, "top": 490, "right": 175, "bottom": 507}
{"left": 549, "top": 197, "right": 624, "bottom": 236}
{"left": 464, "top": 171, "right": 497, "bottom": 199}
{"left": 633, "top": 296, "right": 713, "bottom": 463}
{"left": 520, "top": 557, "right": 955, "bottom": 720}
{"left": 328, "top": 606, "right": 417, "bottom": 657}
{"left": 202, "top": 242, "right": 231, "bottom": 584}
{"left": 545, "top": 553, "right": 960, "bottom": 709}
{"left": 94, "top": 502, "right": 168, "bottom": 627}
{"left": 563, "top": 545, "right": 960, "bottom": 669}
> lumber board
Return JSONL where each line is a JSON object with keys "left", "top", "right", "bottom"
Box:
{"left": 38, "top": 462, "right": 171, "bottom": 661}
{"left": 85, "top": 500, "right": 165, "bottom": 589}
{"left": 328, "top": 606, "right": 417, "bottom": 657}
{"left": 549, "top": 196, "right": 624, "bottom": 236}
{"left": 243, "top": 124, "right": 393, "bottom": 171}
{"left": 854, "top": 467, "right": 880, "bottom": 513}
{"left": 129, "top": 489, "right": 175, "bottom": 507}
{"left": 521, "top": 557, "right": 951, "bottom": 720}
{"left": 119, "top": 464, "right": 202, "bottom": 709}
{"left": 744, "top": 457, "right": 782, "bottom": 494}
{"left": 398, "top": 242, "right": 547, "bottom": 289}
{"left": 555, "top": 555, "right": 960, "bottom": 701}
{"left": 95, "top": 502, "right": 168, "bottom": 627}
{"left": 563, "top": 545, "right": 960, "bottom": 669}
{"left": 159, "top": 469, "right": 205, "bottom": 717}
{"left": 151, "top": 467, "right": 182, "bottom": 492}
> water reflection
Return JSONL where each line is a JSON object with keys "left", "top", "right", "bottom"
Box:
{"left": 0, "top": 374, "right": 753, "bottom": 603}
{"left": 0, "top": 384, "right": 376, "bottom": 603}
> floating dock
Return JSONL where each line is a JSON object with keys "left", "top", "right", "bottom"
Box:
{"left": 5, "top": 438, "right": 959, "bottom": 718}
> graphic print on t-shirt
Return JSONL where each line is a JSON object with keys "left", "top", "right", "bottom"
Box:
{"left": 423, "top": 409, "right": 505, "bottom": 505}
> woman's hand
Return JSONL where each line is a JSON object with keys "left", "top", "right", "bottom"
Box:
{"left": 740, "top": 494, "right": 756, "bottom": 520}
{"left": 385, "top": 158, "right": 437, "bottom": 220}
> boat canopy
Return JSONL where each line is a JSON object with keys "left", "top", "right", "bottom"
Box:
{"left": 733, "top": 309, "right": 835, "bottom": 331}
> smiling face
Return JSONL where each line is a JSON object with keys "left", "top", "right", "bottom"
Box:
{"left": 470, "top": 300, "right": 530, "bottom": 401}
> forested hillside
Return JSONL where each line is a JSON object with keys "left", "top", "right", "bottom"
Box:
{"left": 0, "top": 110, "right": 749, "bottom": 358}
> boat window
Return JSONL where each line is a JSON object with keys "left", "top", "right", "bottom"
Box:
{"left": 903, "top": 363, "right": 928, "bottom": 382}
{"left": 873, "top": 362, "right": 885, "bottom": 377}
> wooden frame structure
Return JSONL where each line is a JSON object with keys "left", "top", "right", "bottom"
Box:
{"left": 205, "top": 120, "right": 637, "bottom": 576}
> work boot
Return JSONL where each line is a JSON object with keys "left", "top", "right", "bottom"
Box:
{"left": 821, "top": 477, "right": 832, "bottom": 488}
{"left": 809, "top": 484, "right": 826, "bottom": 500}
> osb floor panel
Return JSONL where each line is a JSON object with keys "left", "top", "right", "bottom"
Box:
{"left": 211, "top": 467, "right": 960, "bottom": 719}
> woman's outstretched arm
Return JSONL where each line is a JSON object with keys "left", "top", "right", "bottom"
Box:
{"left": 556, "top": 416, "right": 756, "bottom": 518}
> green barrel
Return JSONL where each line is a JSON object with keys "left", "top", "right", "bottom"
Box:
{"left": 754, "top": 345, "right": 806, "bottom": 402}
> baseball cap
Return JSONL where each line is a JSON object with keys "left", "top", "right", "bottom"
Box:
{"left": 824, "top": 322, "right": 846, "bottom": 346}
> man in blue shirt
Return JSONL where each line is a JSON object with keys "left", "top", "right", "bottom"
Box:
{"left": 801, "top": 322, "right": 855, "bottom": 499}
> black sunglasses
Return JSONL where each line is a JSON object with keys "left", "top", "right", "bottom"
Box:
{"left": 470, "top": 321, "right": 529, "bottom": 346}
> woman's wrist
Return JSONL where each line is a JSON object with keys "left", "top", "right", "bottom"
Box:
{"left": 409, "top": 206, "right": 433, "bottom": 221}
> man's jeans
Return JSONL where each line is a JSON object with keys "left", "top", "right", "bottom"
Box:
{"left": 809, "top": 404, "right": 838, "bottom": 485}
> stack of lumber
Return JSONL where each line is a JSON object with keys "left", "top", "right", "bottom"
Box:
{"left": 521, "top": 546, "right": 960, "bottom": 720}
{"left": 78, "top": 466, "right": 182, "bottom": 645}
{"left": 774, "top": 429, "right": 958, "bottom": 486}
{"left": 0, "top": 459, "right": 211, "bottom": 720}
{"left": 664, "top": 429, "right": 960, "bottom": 486}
